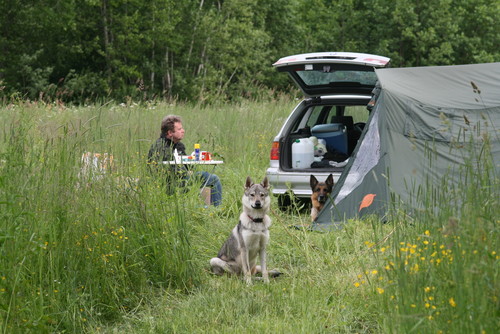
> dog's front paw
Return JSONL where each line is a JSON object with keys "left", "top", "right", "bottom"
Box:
{"left": 262, "top": 273, "right": 270, "bottom": 284}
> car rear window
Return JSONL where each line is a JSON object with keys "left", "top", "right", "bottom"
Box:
{"left": 298, "top": 105, "right": 369, "bottom": 131}
{"left": 297, "top": 69, "right": 378, "bottom": 87}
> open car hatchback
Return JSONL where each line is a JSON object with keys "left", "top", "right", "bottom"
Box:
{"left": 266, "top": 52, "right": 390, "bottom": 208}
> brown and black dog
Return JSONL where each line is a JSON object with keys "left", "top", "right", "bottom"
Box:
{"left": 310, "top": 174, "right": 334, "bottom": 221}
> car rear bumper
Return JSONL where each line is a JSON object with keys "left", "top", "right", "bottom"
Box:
{"left": 266, "top": 167, "right": 342, "bottom": 198}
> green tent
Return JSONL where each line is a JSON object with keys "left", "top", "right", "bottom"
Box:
{"left": 313, "top": 62, "right": 500, "bottom": 230}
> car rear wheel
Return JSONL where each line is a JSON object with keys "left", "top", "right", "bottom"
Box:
{"left": 277, "top": 193, "right": 292, "bottom": 211}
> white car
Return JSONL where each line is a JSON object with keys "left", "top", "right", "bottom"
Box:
{"left": 266, "top": 52, "right": 390, "bottom": 208}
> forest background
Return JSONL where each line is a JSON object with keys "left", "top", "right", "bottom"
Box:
{"left": 1, "top": 0, "right": 500, "bottom": 104}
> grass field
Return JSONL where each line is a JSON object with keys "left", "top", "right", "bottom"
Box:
{"left": 0, "top": 99, "right": 498, "bottom": 333}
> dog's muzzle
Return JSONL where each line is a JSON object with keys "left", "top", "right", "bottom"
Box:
{"left": 252, "top": 201, "right": 262, "bottom": 209}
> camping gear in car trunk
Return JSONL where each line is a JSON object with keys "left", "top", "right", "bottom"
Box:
{"left": 311, "top": 123, "right": 348, "bottom": 154}
{"left": 291, "top": 138, "right": 315, "bottom": 169}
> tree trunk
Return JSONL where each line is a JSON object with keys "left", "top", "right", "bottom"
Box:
{"left": 162, "top": 49, "right": 173, "bottom": 99}
{"left": 101, "top": 0, "right": 112, "bottom": 85}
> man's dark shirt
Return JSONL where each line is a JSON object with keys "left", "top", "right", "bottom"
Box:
{"left": 148, "top": 135, "right": 187, "bottom": 162}
{"left": 147, "top": 135, "right": 189, "bottom": 185}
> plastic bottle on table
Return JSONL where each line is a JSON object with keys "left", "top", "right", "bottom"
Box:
{"left": 173, "top": 149, "right": 181, "bottom": 163}
{"left": 194, "top": 143, "right": 200, "bottom": 161}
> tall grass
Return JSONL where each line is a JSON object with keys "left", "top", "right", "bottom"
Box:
{"left": 0, "top": 98, "right": 295, "bottom": 332}
{"left": 1, "top": 99, "right": 498, "bottom": 333}
{"left": 359, "top": 126, "right": 499, "bottom": 333}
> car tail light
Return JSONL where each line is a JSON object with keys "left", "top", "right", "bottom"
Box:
{"left": 270, "top": 141, "right": 280, "bottom": 160}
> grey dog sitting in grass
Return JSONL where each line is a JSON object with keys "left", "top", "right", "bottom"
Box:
{"left": 210, "top": 176, "right": 280, "bottom": 284}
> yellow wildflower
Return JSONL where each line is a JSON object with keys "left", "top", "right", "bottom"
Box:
{"left": 364, "top": 241, "right": 375, "bottom": 248}
{"left": 449, "top": 297, "right": 457, "bottom": 307}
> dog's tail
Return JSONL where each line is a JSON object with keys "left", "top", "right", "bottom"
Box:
{"left": 210, "top": 257, "right": 228, "bottom": 276}
{"left": 254, "top": 265, "right": 283, "bottom": 278}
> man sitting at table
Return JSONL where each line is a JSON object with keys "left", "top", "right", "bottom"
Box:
{"left": 147, "top": 114, "right": 223, "bottom": 206}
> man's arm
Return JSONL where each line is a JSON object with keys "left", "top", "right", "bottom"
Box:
{"left": 148, "top": 138, "right": 173, "bottom": 163}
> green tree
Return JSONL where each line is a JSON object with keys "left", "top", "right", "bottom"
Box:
{"left": 164, "top": 0, "right": 272, "bottom": 101}
{"left": 1, "top": 0, "right": 499, "bottom": 103}
{"left": 452, "top": 0, "right": 500, "bottom": 64}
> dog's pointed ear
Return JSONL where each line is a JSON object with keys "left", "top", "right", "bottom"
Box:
{"left": 310, "top": 175, "right": 318, "bottom": 189}
{"left": 261, "top": 177, "right": 269, "bottom": 189}
{"left": 245, "top": 176, "right": 253, "bottom": 189}
{"left": 326, "top": 174, "right": 334, "bottom": 188}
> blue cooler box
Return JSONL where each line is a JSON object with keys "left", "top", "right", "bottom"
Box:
{"left": 311, "top": 123, "right": 348, "bottom": 154}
